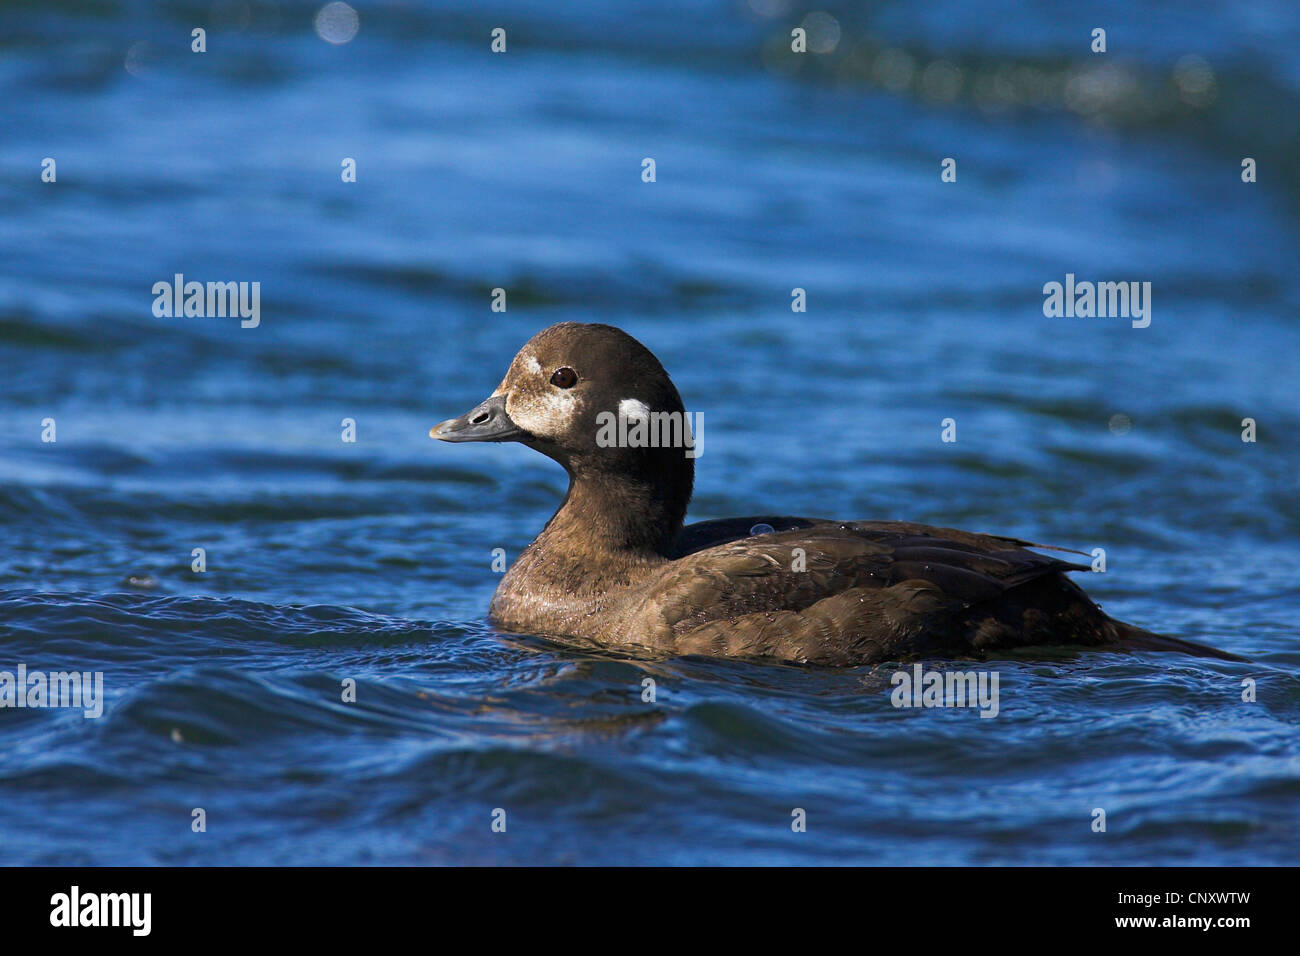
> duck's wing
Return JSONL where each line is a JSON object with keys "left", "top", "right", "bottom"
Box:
{"left": 672, "top": 515, "right": 822, "bottom": 556}
{"left": 629, "top": 520, "right": 1106, "bottom": 665}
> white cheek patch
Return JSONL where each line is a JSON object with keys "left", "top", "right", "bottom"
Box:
{"left": 618, "top": 398, "right": 651, "bottom": 423}
{"left": 510, "top": 390, "right": 579, "bottom": 439}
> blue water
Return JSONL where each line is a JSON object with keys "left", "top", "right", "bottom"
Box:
{"left": 2, "top": 0, "right": 1298, "bottom": 865}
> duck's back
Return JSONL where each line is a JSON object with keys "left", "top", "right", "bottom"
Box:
{"left": 600, "top": 518, "right": 1125, "bottom": 665}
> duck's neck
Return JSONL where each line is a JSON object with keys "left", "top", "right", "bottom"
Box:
{"left": 544, "top": 470, "right": 687, "bottom": 557}
{"left": 489, "top": 460, "right": 693, "bottom": 635}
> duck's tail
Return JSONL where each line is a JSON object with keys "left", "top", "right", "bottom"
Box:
{"left": 1110, "top": 618, "right": 1249, "bottom": 662}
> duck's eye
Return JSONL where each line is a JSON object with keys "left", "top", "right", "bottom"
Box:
{"left": 550, "top": 367, "right": 578, "bottom": 389}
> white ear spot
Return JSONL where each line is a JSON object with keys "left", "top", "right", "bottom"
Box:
{"left": 619, "top": 398, "right": 651, "bottom": 422}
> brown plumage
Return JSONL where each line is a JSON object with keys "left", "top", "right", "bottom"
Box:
{"left": 431, "top": 323, "right": 1242, "bottom": 666}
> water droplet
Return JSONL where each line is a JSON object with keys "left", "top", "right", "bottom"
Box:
{"left": 315, "top": 2, "right": 360, "bottom": 45}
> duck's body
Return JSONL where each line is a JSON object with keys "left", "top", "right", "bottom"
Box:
{"left": 433, "top": 323, "right": 1240, "bottom": 666}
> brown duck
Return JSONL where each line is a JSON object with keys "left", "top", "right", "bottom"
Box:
{"left": 431, "top": 322, "right": 1241, "bottom": 666}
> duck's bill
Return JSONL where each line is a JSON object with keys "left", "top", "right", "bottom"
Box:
{"left": 430, "top": 394, "right": 528, "bottom": 443}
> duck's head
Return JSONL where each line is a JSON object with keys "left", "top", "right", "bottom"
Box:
{"left": 431, "top": 323, "right": 695, "bottom": 541}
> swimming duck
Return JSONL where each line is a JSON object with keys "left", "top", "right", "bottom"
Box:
{"left": 431, "top": 322, "right": 1240, "bottom": 666}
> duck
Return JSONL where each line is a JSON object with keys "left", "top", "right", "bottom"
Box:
{"left": 431, "top": 322, "right": 1242, "bottom": 666}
